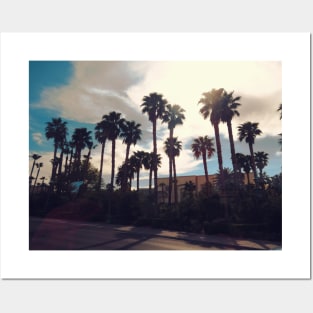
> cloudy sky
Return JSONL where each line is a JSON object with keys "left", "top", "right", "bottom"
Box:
{"left": 29, "top": 60, "right": 282, "bottom": 187}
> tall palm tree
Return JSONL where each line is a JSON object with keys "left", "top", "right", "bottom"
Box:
{"left": 95, "top": 119, "right": 110, "bottom": 190}
{"left": 237, "top": 121, "right": 262, "bottom": 182}
{"left": 120, "top": 120, "right": 142, "bottom": 191}
{"left": 102, "top": 112, "right": 125, "bottom": 188}
{"left": 162, "top": 104, "right": 185, "bottom": 204}
{"left": 71, "top": 128, "right": 93, "bottom": 180}
{"left": 198, "top": 88, "right": 224, "bottom": 176}
{"left": 141, "top": 92, "right": 167, "bottom": 201}
{"left": 45, "top": 117, "right": 68, "bottom": 183}
{"left": 164, "top": 137, "right": 182, "bottom": 204}
{"left": 191, "top": 136, "right": 215, "bottom": 195}
{"left": 220, "top": 90, "right": 241, "bottom": 174}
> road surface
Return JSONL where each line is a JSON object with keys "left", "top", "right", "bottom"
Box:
{"left": 29, "top": 217, "right": 246, "bottom": 250}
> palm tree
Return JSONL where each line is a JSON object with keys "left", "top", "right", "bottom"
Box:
{"left": 220, "top": 90, "right": 241, "bottom": 174}
{"left": 141, "top": 92, "right": 167, "bottom": 201}
{"left": 162, "top": 104, "right": 185, "bottom": 204}
{"left": 242, "top": 155, "right": 252, "bottom": 185}
{"left": 235, "top": 152, "right": 245, "bottom": 174}
{"left": 142, "top": 152, "right": 156, "bottom": 193}
{"left": 45, "top": 117, "right": 68, "bottom": 183}
{"left": 237, "top": 122, "right": 262, "bottom": 182}
{"left": 131, "top": 150, "right": 146, "bottom": 191}
{"left": 83, "top": 141, "right": 97, "bottom": 180}
{"left": 191, "top": 136, "right": 215, "bottom": 195}
{"left": 32, "top": 162, "right": 43, "bottom": 194}
{"left": 102, "top": 112, "right": 125, "bottom": 189}
{"left": 120, "top": 120, "right": 142, "bottom": 191}
{"left": 116, "top": 161, "right": 135, "bottom": 190}
{"left": 164, "top": 137, "right": 182, "bottom": 204}
{"left": 198, "top": 88, "right": 224, "bottom": 176}
{"left": 71, "top": 128, "right": 93, "bottom": 180}
{"left": 29, "top": 154, "right": 41, "bottom": 182}
{"left": 254, "top": 151, "right": 269, "bottom": 178}
{"left": 95, "top": 119, "right": 110, "bottom": 190}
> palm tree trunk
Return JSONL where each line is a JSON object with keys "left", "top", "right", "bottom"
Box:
{"left": 122, "top": 143, "right": 131, "bottom": 192}
{"left": 30, "top": 159, "right": 36, "bottom": 178}
{"left": 136, "top": 168, "right": 140, "bottom": 191}
{"left": 149, "top": 167, "right": 152, "bottom": 193}
{"left": 111, "top": 139, "right": 116, "bottom": 188}
{"left": 64, "top": 153, "right": 69, "bottom": 176}
{"left": 98, "top": 140, "right": 106, "bottom": 191}
{"left": 249, "top": 143, "right": 258, "bottom": 182}
{"left": 173, "top": 156, "right": 178, "bottom": 204}
{"left": 152, "top": 119, "right": 158, "bottom": 202}
{"left": 84, "top": 148, "right": 91, "bottom": 180}
{"left": 68, "top": 149, "right": 73, "bottom": 176}
{"left": 58, "top": 148, "right": 64, "bottom": 176}
{"left": 32, "top": 167, "right": 41, "bottom": 194}
{"left": 213, "top": 122, "right": 223, "bottom": 174}
{"left": 227, "top": 120, "right": 238, "bottom": 174}
{"left": 202, "top": 152, "right": 209, "bottom": 195}
{"left": 168, "top": 129, "right": 174, "bottom": 205}
{"left": 51, "top": 144, "right": 58, "bottom": 183}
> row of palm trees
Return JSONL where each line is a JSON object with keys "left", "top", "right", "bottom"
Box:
{"left": 31, "top": 88, "right": 280, "bottom": 203}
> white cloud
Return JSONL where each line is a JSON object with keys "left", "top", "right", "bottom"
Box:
{"left": 32, "top": 132, "right": 44, "bottom": 145}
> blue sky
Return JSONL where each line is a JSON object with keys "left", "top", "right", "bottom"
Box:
{"left": 29, "top": 61, "right": 282, "bottom": 187}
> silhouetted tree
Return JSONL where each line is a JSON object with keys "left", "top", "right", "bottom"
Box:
{"left": 191, "top": 136, "right": 215, "bottom": 195}
{"left": 162, "top": 104, "right": 185, "bottom": 204}
{"left": 45, "top": 117, "right": 68, "bottom": 183}
{"left": 198, "top": 88, "right": 224, "bottom": 177}
{"left": 141, "top": 92, "right": 167, "bottom": 201}
{"left": 120, "top": 120, "right": 142, "bottom": 191}
{"left": 238, "top": 122, "right": 262, "bottom": 182}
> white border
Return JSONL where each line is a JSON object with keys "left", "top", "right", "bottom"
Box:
{"left": 0, "top": 33, "right": 310, "bottom": 279}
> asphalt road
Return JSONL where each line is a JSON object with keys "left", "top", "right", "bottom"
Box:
{"left": 29, "top": 217, "right": 245, "bottom": 250}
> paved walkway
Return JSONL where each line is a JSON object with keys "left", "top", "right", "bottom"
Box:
{"left": 114, "top": 225, "right": 282, "bottom": 250}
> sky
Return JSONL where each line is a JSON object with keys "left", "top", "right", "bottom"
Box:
{"left": 29, "top": 61, "right": 282, "bottom": 187}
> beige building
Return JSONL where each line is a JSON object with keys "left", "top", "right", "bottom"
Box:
{"left": 157, "top": 172, "right": 254, "bottom": 203}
